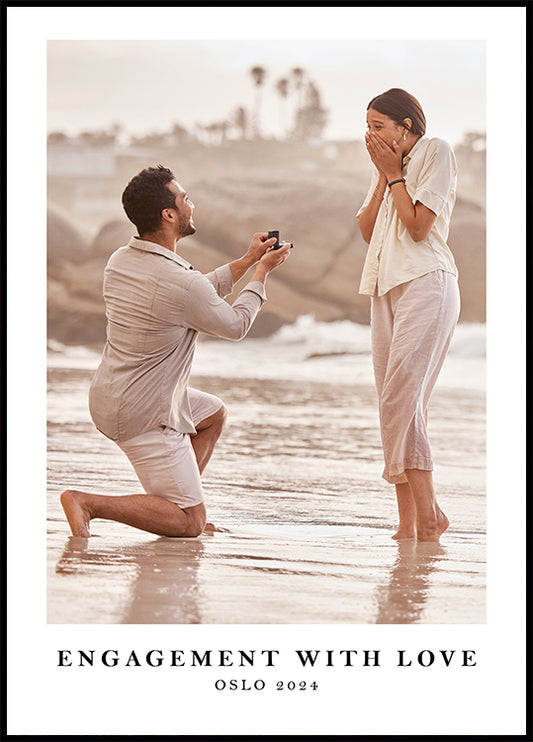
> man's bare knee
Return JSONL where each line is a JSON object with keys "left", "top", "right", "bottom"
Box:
{"left": 197, "top": 404, "right": 227, "bottom": 433}
{"left": 186, "top": 521, "right": 205, "bottom": 537}
{"left": 184, "top": 515, "right": 206, "bottom": 537}
{"left": 211, "top": 404, "right": 228, "bottom": 430}
{"left": 218, "top": 404, "right": 228, "bottom": 424}
{"left": 182, "top": 503, "right": 207, "bottom": 537}
{"left": 162, "top": 514, "right": 204, "bottom": 538}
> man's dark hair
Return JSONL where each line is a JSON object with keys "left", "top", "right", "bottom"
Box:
{"left": 121, "top": 165, "right": 177, "bottom": 236}
{"left": 367, "top": 88, "right": 426, "bottom": 136}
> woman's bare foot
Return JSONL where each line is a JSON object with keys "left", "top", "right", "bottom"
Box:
{"left": 393, "top": 483, "right": 416, "bottom": 540}
{"left": 60, "top": 490, "right": 91, "bottom": 538}
{"left": 392, "top": 528, "right": 416, "bottom": 540}
{"left": 417, "top": 509, "right": 449, "bottom": 542}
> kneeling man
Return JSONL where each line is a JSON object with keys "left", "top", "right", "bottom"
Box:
{"left": 61, "top": 165, "right": 290, "bottom": 538}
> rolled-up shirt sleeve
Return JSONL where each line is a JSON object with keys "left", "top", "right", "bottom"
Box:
{"left": 411, "top": 139, "right": 456, "bottom": 217}
{"left": 183, "top": 274, "right": 266, "bottom": 340}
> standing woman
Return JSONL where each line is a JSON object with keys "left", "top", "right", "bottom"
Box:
{"left": 356, "top": 88, "right": 460, "bottom": 542}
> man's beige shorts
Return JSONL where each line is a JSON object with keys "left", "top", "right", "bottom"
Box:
{"left": 118, "top": 388, "right": 223, "bottom": 508}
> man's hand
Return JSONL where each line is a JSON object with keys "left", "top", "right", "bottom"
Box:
{"left": 246, "top": 232, "right": 278, "bottom": 265}
{"left": 252, "top": 242, "right": 291, "bottom": 283}
{"left": 229, "top": 232, "right": 279, "bottom": 284}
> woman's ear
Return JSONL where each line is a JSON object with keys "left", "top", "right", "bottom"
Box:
{"left": 403, "top": 117, "right": 413, "bottom": 133}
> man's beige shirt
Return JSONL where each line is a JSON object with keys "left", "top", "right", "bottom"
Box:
{"left": 88, "top": 237, "right": 266, "bottom": 441}
{"left": 357, "top": 136, "right": 458, "bottom": 296}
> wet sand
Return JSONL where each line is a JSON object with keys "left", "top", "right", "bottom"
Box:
{"left": 48, "top": 526, "right": 484, "bottom": 624}
{"left": 47, "top": 339, "right": 486, "bottom": 624}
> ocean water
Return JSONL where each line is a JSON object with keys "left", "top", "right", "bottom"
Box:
{"left": 47, "top": 319, "right": 486, "bottom": 623}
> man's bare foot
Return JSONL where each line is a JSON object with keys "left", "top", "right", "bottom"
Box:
{"left": 417, "top": 509, "right": 449, "bottom": 542}
{"left": 204, "top": 522, "right": 230, "bottom": 533}
{"left": 60, "top": 490, "right": 91, "bottom": 538}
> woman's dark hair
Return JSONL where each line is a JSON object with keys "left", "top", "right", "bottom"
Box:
{"left": 367, "top": 88, "right": 426, "bottom": 136}
{"left": 121, "top": 165, "right": 177, "bottom": 236}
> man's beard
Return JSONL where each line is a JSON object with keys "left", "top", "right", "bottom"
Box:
{"left": 179, "top": 216, "right": 196, "bottom": 237}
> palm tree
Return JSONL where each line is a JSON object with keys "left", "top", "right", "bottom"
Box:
{"left": 250, "top": 65, "right": 267, "bottom": 138}
{"left": 292, "top": 80, "right": 329, "bottom": 142}
{"left": 233, "top": 106, "right": 249, "bottom": 141}
{"left": 291, "top": 66, "right": 306, "bottom": 108}
{"left": 275, "top": 77, "right": 290, "bottom": 139}
{"left": 289, "top": 67, "right": 306, "bottom": 138}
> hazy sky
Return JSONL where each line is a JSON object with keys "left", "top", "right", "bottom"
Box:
{"left": 47, "top": 39, "right": 485, "bottom": 146}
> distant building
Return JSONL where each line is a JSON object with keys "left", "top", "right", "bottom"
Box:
{"left": 47, "top": 142, "right": 117, "bottom": 177}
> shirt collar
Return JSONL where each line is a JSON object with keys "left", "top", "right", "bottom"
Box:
{"left": 128, "top": 236, "right": 194, "bottom": 270}
{"left": 402, "top": 135, "right": 426, "bottom": 166}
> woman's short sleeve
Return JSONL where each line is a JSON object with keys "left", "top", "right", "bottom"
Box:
{"left": 411, "top": 139, "right": 457, "bottom": 217}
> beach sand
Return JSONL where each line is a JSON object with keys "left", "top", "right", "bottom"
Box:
{"left": 48, "top": 526, "right": 484, "bottom": 624}
{"left": 47, "top": 327, "right": 486, "bottom": 624}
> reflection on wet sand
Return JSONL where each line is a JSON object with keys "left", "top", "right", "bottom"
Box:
{"left": 52, "top": 527, "right": 482, "bottom": 624}
{"left": 375, "top": 540, "right": 446, "bottom": 624}
{"left": 56, "top": 536, "right": 206, "bottom": 623}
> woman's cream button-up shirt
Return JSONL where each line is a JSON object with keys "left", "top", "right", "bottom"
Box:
{"left": 357, "top": 136, "right": 458, "bottom": 297}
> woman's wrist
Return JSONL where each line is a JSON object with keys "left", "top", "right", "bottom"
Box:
{"left": 373, "top": 175, "right": 387, "bottom": 202}
{"left": 386, "top": 171, "right": 403, "bottom": 183}
{"left": 387, "top": 177, "right": 406, "bottom": 189}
